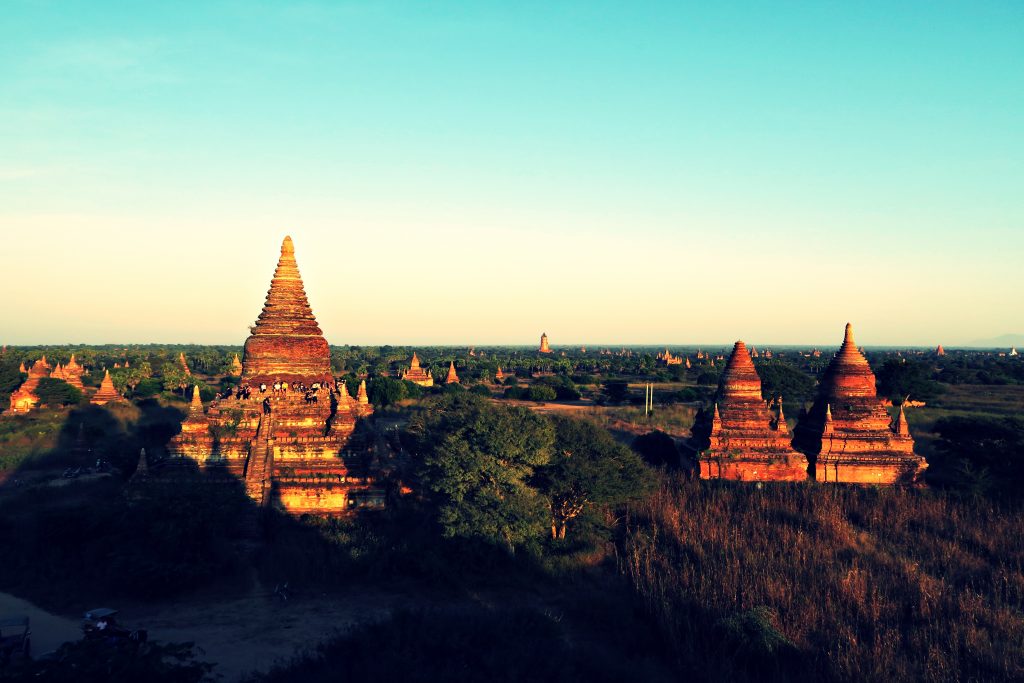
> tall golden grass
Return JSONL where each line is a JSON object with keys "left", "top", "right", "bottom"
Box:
{"left": 619, "top": 478, "right": 1024, "bottom": 681}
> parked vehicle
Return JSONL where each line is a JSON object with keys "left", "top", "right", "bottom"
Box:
{"left": 81, "top": 608, "right": 147, "bottom": 644}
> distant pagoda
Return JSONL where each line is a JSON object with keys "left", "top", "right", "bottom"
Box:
{"left": 400, "top": 352, "right": 434, "bottom": 387}
{"left": 794, "top": 323, "right": 927, "bottom": 485}
{"left": 229, "top": 353, "right": 243, "bottom": 377}
{"left": 935, "top": 344, "right": 945, "bottom": 357}
{"left": 692, "top": 341, "right": 808, "bottom": 481}
{"left": 91, "top": 369, "right": 124, "bottom": 405}
{"left": 445, "top": 361, "right": 460, "bottom": 384}
{"left": 539, "top": 332, "right": 552, "bottom": 354}
{"left": 656, "top": 348, "right": 683, "bottom": 365}
{"left": 8, "top": 357, "right": 51, "bottom": 413}
{"left": 166, "top": 236, "right": 381, "bottom": 515}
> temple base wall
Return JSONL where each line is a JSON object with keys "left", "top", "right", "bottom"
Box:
{"left": 700, "top": 457, "right": 809, "bottom": 482}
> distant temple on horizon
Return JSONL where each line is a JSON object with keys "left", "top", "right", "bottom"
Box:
{"left": 656, "top": 348, "right": 683, "bottom": 366}
{"left": 8, "top": 354, "right": 93, "bottom": 413}
{"left": 166, "top": 236, "right": 383, "bottom": 515}
{"left": 400, "top": 352, "right": 434, "bottom": 387}
{"left": 539, "top": 332, "right": 552, "bottom": 354}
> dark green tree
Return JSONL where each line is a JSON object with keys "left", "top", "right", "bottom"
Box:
{"left": 408, "top": 393, "right": 554, "bottom": 551}
{"left": 876, "top": 359, "right": 944, "bottom": 404}
{"left": 34, "top": 377, "right": 83, "bottom": 407}
{"left": 535, "top": 416, "right": 655, "bottom": 539}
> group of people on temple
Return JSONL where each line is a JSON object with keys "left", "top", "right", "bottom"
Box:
{"left": 218, "top": 378, "right": 347, "bottom": 407}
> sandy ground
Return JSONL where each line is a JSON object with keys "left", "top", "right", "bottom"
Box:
{"left": 0, "top": 592, "right": 81, "bottom": 656}
{"left": 1, "top": 586, "right": 405, "bottom": 681}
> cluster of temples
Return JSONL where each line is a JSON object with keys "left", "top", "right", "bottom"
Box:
{"left": 164, "top": 236, "right": 385, "bottom": 515}
{"left": 691, "top": 324, "right": 927, "bottom": 485}
{"left": 8, "top": 354, "right": 124, "bottom": 413}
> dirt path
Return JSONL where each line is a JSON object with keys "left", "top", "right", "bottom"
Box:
{"left": 1, "top": 585, "right": 407, "bottom": 681}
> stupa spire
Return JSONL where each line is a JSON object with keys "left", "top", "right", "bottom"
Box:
{"left": 190, "top": 384, "right": 203, "bottom": 412}
{"left": 91, "top": 369, "right": 123, "bottom": 405}
{"left": 241, "top": 236, "right": 332, "bottom": 384}
{"left": 894, "top": 403, "right": 910, "bottom": 437}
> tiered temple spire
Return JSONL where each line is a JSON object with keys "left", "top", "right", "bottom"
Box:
{"left": 693, "top": 341, "right": 808, "bottom": 481}
{"left": 539, "top": 332, "right": 552, "bottom": 354}
{"left": 794, "top": 323, "right": 926, "bottom": 484}
{"left": 401, "top": 352, "right": 434, "bottom": 387}
{"left": 241, "top": 236, "right": 332, "bottom": 385}
{"left": 91, "top": 369, "right": 124, "bottom": 405}
{"left": 445, "top": 361, "right": 460, "bottom": 384}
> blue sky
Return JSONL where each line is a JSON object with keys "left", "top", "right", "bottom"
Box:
{"left": 1, "top": 1, "right": 1022, "bottom": 346}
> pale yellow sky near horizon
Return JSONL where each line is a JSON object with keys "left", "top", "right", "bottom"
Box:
{"left": 2, "top": 207, "right": 1017, "bottom": 348}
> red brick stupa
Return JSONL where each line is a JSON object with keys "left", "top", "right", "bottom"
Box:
{"left": 539, "top": 332, "right": 552, "bottom": 354}
{"left": 445, "top": 361, "right": 460, "bottom": 384}
{"left": 694, "top": 341, "right": 808, "bottom": 481}
{"left": 91, "top": 369, "right": 124, "bottom": 405}
{"left": 400, "top": 352, "right": 434, "bottom": 387}
{"left": 794, "top": 324, "right": 927, "bottom": 484}
{"left": 8, "top": 357, "right": 51, "bottom": 413}
{"left": 166, "top": 236, "right": 381, "bottom": 515}
{"left": 240, "top": 236, "right": 332, "bottom": 387}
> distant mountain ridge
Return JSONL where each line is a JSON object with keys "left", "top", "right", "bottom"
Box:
{"left": 966, "top": 333, "right": 1024, "bottom": 348}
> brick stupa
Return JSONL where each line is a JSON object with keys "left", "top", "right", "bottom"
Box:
{"left": 400, "top": 352, "right": 434, "bottom": 387}
{"left": 694, "top": 341, "right": 808, "bottom": 481}
{"left": 167, "top": 236, "right": 381, "bottom": 515}
{"left": 91, "top": 369, "right": 124, "bottom": 405}
{"left": 794, "top": 323, "right": 927, "bottom": 485}
{"left": 539, "top": 332, "right": 552, "bottom": 354}
{"left": 445, "top": 361, "right": 460, "bottom": 384}
{"left": 8, "top": 357, "right": 51, "bottom": 413}
{"left": 240, "top": 236, "right": 332, "bottom": 386}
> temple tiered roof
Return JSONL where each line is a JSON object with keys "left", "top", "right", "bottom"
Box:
{"left": 539, "top": 332, "right": 552, "bottom": 353}
{"left": 241, "top": 236, "right": 332, "bottom": 385}
{"left": 695, "top": 341, "right": 807, "bottom": 481}
{"left": 401, "top": 352, "right": 434, "bottom": 387}
{"left": 445, "top": 361, "right": 460, "bottom": 384}
{"left": 794, "top": 323, "right": 927, "bottom": 485}
{"left": 91, "top": 369, "right": 124, "bottom": 405}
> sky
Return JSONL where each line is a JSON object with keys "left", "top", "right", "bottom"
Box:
{"left": 2, "top": 1, "right": 1022, "bottom": 347}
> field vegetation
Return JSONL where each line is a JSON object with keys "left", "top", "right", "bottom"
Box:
{"left": 1, "top": 344, "right": 1023, "bottom": 681}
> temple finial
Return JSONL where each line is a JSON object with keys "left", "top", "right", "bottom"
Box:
{"left": 844, "top": 323, "right": 854, "bottom": 345}
{"left": 282, "top": 235, "right": 294, "bottom": 255}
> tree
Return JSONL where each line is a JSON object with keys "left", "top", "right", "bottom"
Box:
{"left": 111, "top": 361, "right": 152, "bottom": 396}
{"left": 160, "top": 363, "right": 190, "bottom": 396}
{"left": 933, "top": 416, "right": 1024, "bottom": 495}
{"left": 527, "top": 385, "right": 557, "bottom": 402}
{"left": 408, "top": 393, "right": 554, "bottom": 552}
{"left": 632, "top": 430, "right": 679, "bottom": 468}
{"left": 755, "top": 361, "right": 816, "bottom": 405}
{"left": 367, "top": 377, "right": 408, "bottom": 407}
{"left": 876, "top": 359, "right": 944, "bottom": 404}
{"left": 34, "top": 377, "right": 83, "bottom": 407}
{"left": 600, "top": 380, "right": 629, "bottom": 404}
{"left": 535, "top": 416, "right": 655, "bottom": 539}
{"left": 10, "top": 637, "right": 215, "bottom": 682}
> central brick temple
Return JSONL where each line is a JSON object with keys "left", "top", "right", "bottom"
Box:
{"left": 167, "top": 236, "right": 383, "bottom": 514}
